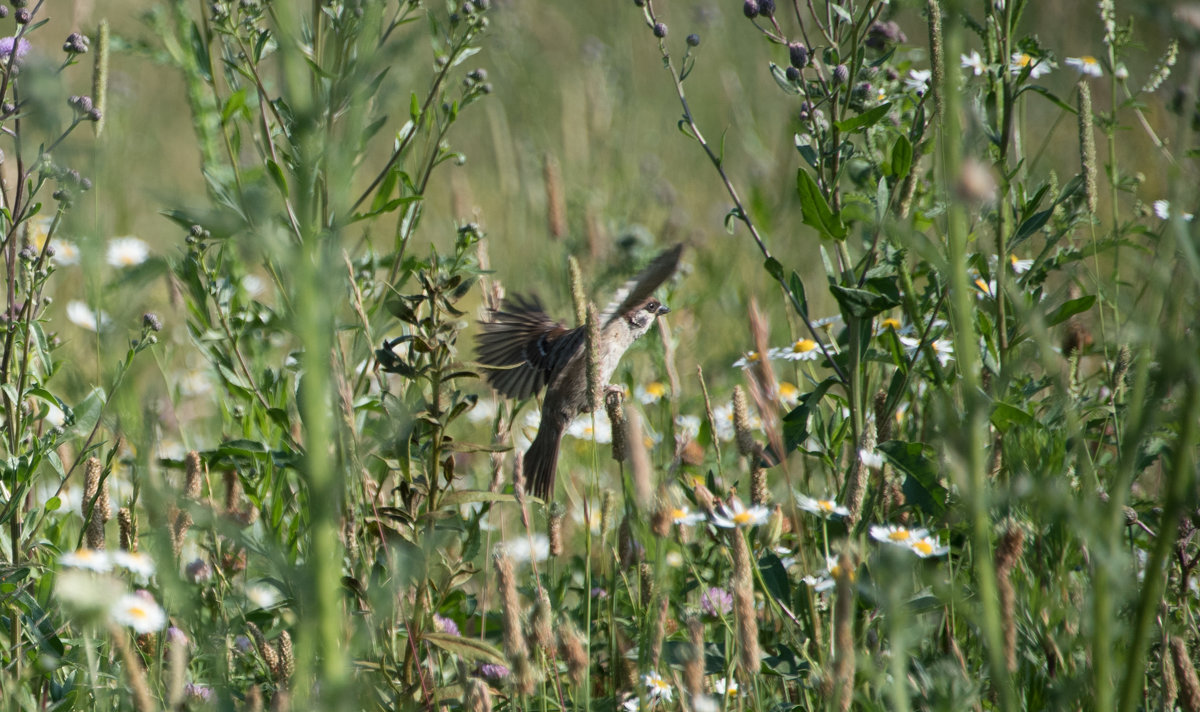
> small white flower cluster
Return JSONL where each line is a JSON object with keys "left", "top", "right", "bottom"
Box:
{"left": 57, "top": 548, "right": 165, "bottom": 633}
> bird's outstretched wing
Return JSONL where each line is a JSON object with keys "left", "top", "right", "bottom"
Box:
{"left": 476, "top": 294, "right": 586, "bottom": 400}
{"left": 600, "top": 243, "right": 684, "bottom": 326}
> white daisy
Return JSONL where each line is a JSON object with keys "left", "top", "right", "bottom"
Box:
{"left": 961, "top": 50, "right": 986, "bottom": 76}
{"left": 778, "top": 381, "right": 800, "bottom": 407}
{"left": 1009, "top": 52, "right": 1053, "bottom": 79}
{"left": 497, "top": 534, "right": 550, "bottom": 563}
{"left": 53, "top": 240, "right": 81, "bottom": 265}
{"left": 1009, "top": 254, "right": 1034, "bottom": 273}
{"left": 105, "top": 237, "right": 150, "bottom": 268}
{"left": 111, "top": 550, "right": 156, "bottom": 581}
{"left": 870, "top": 524, "right": 930, "bottom": 547}
{"left": 643, "top": 672, "right": 674, "bottom": 702}
{"left": 712, "top": 498, "right": 770, "bottom": 529}
{"left": 60, "top": 548, "right": 112, "bottom": 573}
{"left": 566, "top": 412, "right": 612, "bottom": 443}
{"left": 66, "top": 300, "right": 109, "bottom": 331}
{"left": 795, "top": 493, "right": 850, "bottom": 519}
{"left": 1065, "top": 55, "right": 1103, "bottom": 77}
{"left": 732, "top": 351, "right": 764, "bottom": 369}
{"left": 669, "top": 505, "right": 706, "bottom": 526}
{"left": 110, "top": 592, "right": 167, "bottom": 633}
{"left": 245, "top": 583, "right": 280, "bottom": 610}
{"left": 910, "top": 535, "right": 950, "bottom": 558}
{"left": 713, "top": 677, "right": 740, "bottom": 698}
{"left": 773, "top": 338, "right": 822, "bottom": 361}
{"left": 636, "top": 382, "right": 669, "bottom": 405}
{"left": 904, "top": 68, "right": 932, "bottom": 93}
{"left": 674, "top": 414, "right": 701, "bottom": 441}
{"left": 859, "top": 448, "right": 885, "bottom": 470}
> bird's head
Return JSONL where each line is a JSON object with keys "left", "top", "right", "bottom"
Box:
{"left": 625, "top": 298, "right": 670, "bottom": 335}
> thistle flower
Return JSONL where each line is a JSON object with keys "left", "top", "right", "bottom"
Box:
{"left": 0, "top": 36, "right": 31, "bottom": 65}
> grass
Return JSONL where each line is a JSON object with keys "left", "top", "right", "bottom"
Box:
{"left": 0, "top": 0, "right": 1198, "bottom": 710}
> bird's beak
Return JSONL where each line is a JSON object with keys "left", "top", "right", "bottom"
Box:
{"left": 656, "top": 304, "right": 671, "bottom": 316}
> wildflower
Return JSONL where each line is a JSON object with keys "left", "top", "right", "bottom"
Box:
{"left": 802, "top": 574, "right": 835, "bottom": 592}
{"left": 566, "top": 412, "right": 612, "bottom": 443}
{"left": 1009, "top": 254, "right": 1034, "bottom": 273}
{"left": 904, "top": 69, "right": 931, "bottom": 93}
{"left": 111, "top": 550, "right": 155, "bottom": 581}
{"left": 866, "top": 20, "right": 906, "bottom": 50}
{"left": 870, "top": 524, "right": 930, "bottom": 547}
{"left": 732, "top": 350, "right": 763, "bottom": 369}
{"left": 700, "top": 587, "right": 734, "bottom": 616}
{"left": 591, "top": 587, "right": 609, "bottom": 599}
{"left": 643, "top": 672, "right": 674, "bottom": 702}
{"left": 433, "top": 614, "right": 460, "bottom": 636}
{"left": 910, "top": 535, "right": 950, "bottom": 558}
{"left": 1065, "top": 55, "right": 1103, "bottom": 77}
{"left": 1009, "top": 52, "right": 1053, "bottom": 79}
{"left": 53, "top": 240, "right": 81, "bottom": 265}
{"left": 0, "top": 36, "right": 31, "bottom": 64}
{"left": 670, "top": 505, "right": 706, "bottom": 526}
{"left": 878, "top": 316, "right": 904, "bottom": 332}
{"left": 44, "top": 403, "right": 66, "bottom": 427}
{"left": 899, "top": 335, "right": 954, "bottom": 367}
{"left": 60, "top": 548, "right": 112, "bottom": 573}
{"left": 1114, "top": 63, "right": 1128, "bottom": 80}
{"left": 478, "top": 663, "right": 510, "bottom": 679}
{"left": 636, "top": 381, "right": 669, "bottom": 404}
{"left": 497, "top": 533, "right": 550, "bottom": 563}
{"left": 110, "top": 592, "right": 167, "bottom": 633}
{"left": 773, "top": 338, "right": 821, "bottom": 361}
{"left": 961, "top": 50, "right": 986, "bottom": 76}
{"left": 674, "top": 414, "right": 701, "bottom": 440}
{"left": 184, "top": 683, "right": 214, "bottom": 702}
{"left": 804, "top": 555, "right": 855, "bottom": 593}
{"left": 712, "top": 498, "right": 770, "bottom": 529}
{"left": 779, "top": 381, "right": 800, "bottom": 407}
{"left": 106, "top": 237, "right": 150, "bottom": 267}
{"left": 859, "top": 449, "right": 885, "bottom": 470}
{"left": 795, "top": 493, "right": 850, "bottom": 519}
{"left": 1152, "top": 200, "right": 1194, "bottom": 222}
{"left": 245, "top": 583, "right": 279, "bottom": 609}
{"left": 66, "top": 300, "right": 109, "bottom": 331}
{"left": 713, "top": 677, "right": 740, "bottom": 698}
{"left": 974, "top": 276, "right": 997, "bottom": 298}
{"left": 166, "top": 626, "right": 189, "bottom": 648}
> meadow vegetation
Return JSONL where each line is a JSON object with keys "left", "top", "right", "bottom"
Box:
{"left": 0, "top": 0, "right": 1198, "bottom": 710}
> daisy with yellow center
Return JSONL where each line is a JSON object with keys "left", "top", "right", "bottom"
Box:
{"left": 732, "top": 351, "right": 761, "bottom": 369}
{"left": 796, "top": 493, "right": 850, "bottom": 519}
{"left": 878, "top": 317, "right": 904, "bottom": 333}
{"left": 643, "top": 672, "right": 674, "bottom": 702}
{"left": 1009, "top": 52, "right": 1053, "bottom": 78}
{"left": 110, "top": 592, "right": 167, "bottom": 634}
{"left": 712, "top": 497, "right": 770, "bottom": 529}
{"left": 671, "top": 506, "right": 705, "bottom": 526}
{"left": 106, "top": 236, "right": 150, "bottom": 268}
{"left": 870, "top": 524, "right": 930, "bottom": 546}
{"left": 778, "top": 381, "right": 800, "bottom": 406}
{"left": 974, "top": 276, "right": 996, "bottom": 297}
{"left": 1009, "top": 254, "right": 1033, "bottom": 274}
{"left": 60, "top": 548, "right": 113, "bottom": 572}
{"left": 910, "top": 535, "right": 950, "bottom": 558}
{"left": 1066, "top": 55, "right": 1103, "bottom": 77}
{"left": 773, "top": 338, "right": 821, "bottom": 361}
{"left": 636, "top": 381, "right": 669, "bottom": 404}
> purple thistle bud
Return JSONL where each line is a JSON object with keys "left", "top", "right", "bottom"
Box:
{"left": 785, "top": 66, "right": 800, "bottom": 82}
{"left": 0, "top": 7, "right": 7, "bottom": 18}
{"left": 166, "top": 626, "right": 189, "bottom": 646}
{"left": 652, "top": 22, "right": 667, "bottom": 38}
{"left": 63, "top": 32, "right": 89, "bottom": 54}
{"left": 185, "top": 558, "right": 212, "bottom": 583}
{"left": 14, "top": 8, "right": 30, "bottom": 24}
{"left": 866, "top": 20, "right": 906, "bottom": 50}
{"left": 143, "top": 313, "right": 163, "bottom": 332}
{"left": 788, "top": 42, "right": 808, "bottom": 68}
{"left": 478, "top": 663, "right": 510, "bottom": 680}
{"left": 759, "top": 0, "right": 775, "bottom": 17}
{"left": 743, "top": 0, "right": 759, "bottom": 18}
{"left": 833, "top": 64, "right": 850, "bottom": 85}
{"left": 686, "top": 33, "right": 700, "bottom": 47}
{"left": 87, "top": 108, "right": 102, "bottom": 122}
{"left": 798, "top": 100, "right": 813, "bottom": 121}
{"left": 432, "top": 614, "right": 460, "bottom": 636}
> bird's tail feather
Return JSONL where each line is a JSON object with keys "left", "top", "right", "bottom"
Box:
{"left": 524, "top": 428, "right": 560, "bottom": 500}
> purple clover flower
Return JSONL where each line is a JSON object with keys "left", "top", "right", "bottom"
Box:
{"left": 700, "top": 587, "right": 734, "bottom": 617}
{"left": 433, "top": 614, "right": 460, "bottom": 636}
{"left": 478, "top": 663, "right": 510, "bottom": 680}
{"left": 184, "top": 683, "right": 214, "bottom": 701}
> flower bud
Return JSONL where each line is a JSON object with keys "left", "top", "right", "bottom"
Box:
{"left": 788, "top": 42, "right": 808, "bottom": 68}
{"left": 686, "top": 33, "right": 700, "bottom": 47}
{"left": 833, "top": 63, "right": 850, "bottom": 85}
{"left": 652, "top": 22, "right": 667, "bottom": 38}
{"left": 743, "top": 0, "right": 759, "bottom": 18}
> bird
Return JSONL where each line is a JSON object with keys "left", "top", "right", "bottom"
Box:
{"left": 475, "top": 244, "right": 683, "bottom": 499}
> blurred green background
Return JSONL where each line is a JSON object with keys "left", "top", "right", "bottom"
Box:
{"left": 30, "top": 0, "right": 1186, "bottom": 413}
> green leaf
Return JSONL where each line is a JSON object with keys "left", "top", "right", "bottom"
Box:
{"left": 1011, "top": 208, "right": 1051, "bottom": 248}
{"left": 64, "top": 388, "right": 104, "bottom": 440}
{"left": 890, "top": 134, "right": 912, "bottom": 179}
{"left": 1046, "top": 295, "right": 1095, "bottom": 326}
{"left": 796, "top": 169, "right": 846, "bottom": 240}
{"left": 783, "top": 378, "right": 836, "bottom": 453}
{"left": 266, "top": 159, "right": 288, "bottom": 197}
{"left": 768, "top": 63, "right": 801, "bottom": 94}
{"left": 834, "top": 102, "right": 892, "bottom": 133}
{"left": 991, "top": 402, "right": 1036, "bottom": 432}
{"left": 423, "top": 633, "right": 507, "bottom": 665}
{"left": 830, "top": 282, "right": 900, "bottom": 319}
{"left": 880, "top": 440, "right": 947, "bottom": 518}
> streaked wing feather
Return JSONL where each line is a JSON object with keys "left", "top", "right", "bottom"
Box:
{"left": 600, "top": 243, "right": 684, "bottom": 326}
{"left": 476, "top": 295, "right": 585, "bottom": 399}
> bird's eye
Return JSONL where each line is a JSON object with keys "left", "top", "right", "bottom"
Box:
{"left": 645, "top": 300, "right": 660, "bottom": 312}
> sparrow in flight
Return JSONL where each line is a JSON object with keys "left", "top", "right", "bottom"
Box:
{"left": 476, "top": 244, "right": 683, "bottom": 499}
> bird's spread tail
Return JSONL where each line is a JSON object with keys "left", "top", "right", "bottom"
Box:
{"left": 524, "top": 428, "right": 560, "bottom": 500}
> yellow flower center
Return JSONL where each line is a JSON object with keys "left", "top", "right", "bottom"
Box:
{"left": 880, "top": 317, "right": 901, "bottom": 331}
{"left": 128, "top": 605, "right": 149, "bottom": 620}
{"left": 818, "top": 500, "right": 835, "bottom": 513}
{"left": 975, "top": 277, "right": 992, "bottom": 294}
{"left": 1009, "top": 254, "right": 1021, "bottom": 267}
{"left": 1080, "top": 55, "right": 1098, "bottom": 66}
{"left": 913, "top": 540, "right": 934, "bottom": 555}
{"left": 1016, "top": 53, "right": 1033, "bottom": 67}
{"left": 888, "top": 529, "right": 912, "bottom": 542}
{"left": 645, "top": 382, "right": 666, "bottom": 397}
{"left": 671, "top": 508, "right": 687, "bottom": 521}
{"left": 793, "top": 339, "right": 817, "bottom": 353}
{"left": 732, "top": 511, "right": 753, "bottom": 525}
{"left": 747, "top": 351, "right": 759, "bottom": 361}
{"left": 779, "top": 382, "right": 798, "bottom": 398}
